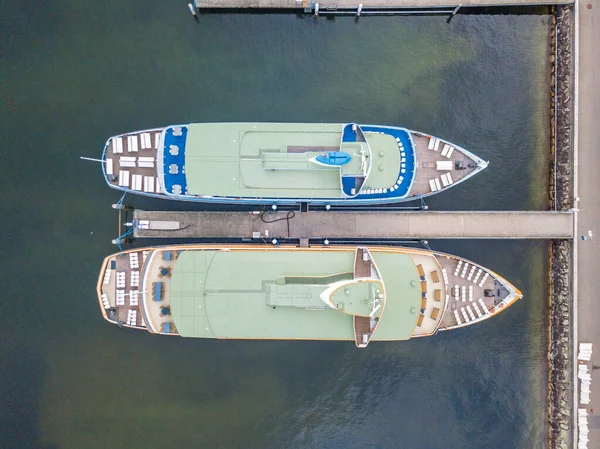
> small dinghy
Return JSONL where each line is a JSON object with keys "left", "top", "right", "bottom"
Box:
{"left": 312, "top": 151, "right": 352, "bottom": 166}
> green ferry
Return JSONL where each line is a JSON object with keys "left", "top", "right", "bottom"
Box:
{"left": 97, "top": 245, "right": 521, "bottom": 347}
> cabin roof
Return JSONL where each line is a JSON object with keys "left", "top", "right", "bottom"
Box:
{"left": 168, "top": 248, "right": 421, "bottom": 340}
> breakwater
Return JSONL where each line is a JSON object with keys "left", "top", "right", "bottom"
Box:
{"left": 548, "top": 5, "right": 574, "bottom": 449}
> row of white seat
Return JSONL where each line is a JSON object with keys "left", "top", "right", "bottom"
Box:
{"left": 111, "top": 133, "right": 159, "bottom": 154}
{"left": 103, "top": 268, "right": 112, "bottom": 285}
{"left": 101, "top": 293, "right": 110, "bottom": 309}
{"left": 455, "top": 260, "right": 490, "bottom": 287}
{"left": 440, "top": 173, "right": 454, "bottom": 187}
{"left": 115, "top": 289, "right": 140, "bottom": 306}
{"left": 130, "top": 252, "right": 139, "bottom": 269}
{"left": 442, "top": 268, "right": 449, "bottom": 286}
{"left": 107, "top": 158, "right": 155, "bottom": 176}
{"left": 362, "top": 175, "right": 407, "bottom": 196}
{"left": 579, "top": 343, "right": 593, "bottom": 361}
{"left": 116, "top": 289, "right": 126, "bottom": 306}
{"left": 127, "top": 309, "right": 138, "bottom": 326}
{"left": 578, "top": 408, "right": 590, "bottom": 448}
{"left": 453, "top": 298, "right": 490, "bottom": 325}
{"left": 116, "top": 272, "right": 126, "bottom": 289}
{"left": 117, "top": 170, "right": 160, "bottom": 193}
{"left": 429, "top": 173, "right": 454, "bottom": 192}
{"left": 428, "top": 138, "right": 454, "bottom": 158}
{"left": 580, "top": 364, "right": 591, "bottom": 405}
{"left": 129, "top": 290, "right": 139, "bottom": 306}
{"left": 453, "top": 284, "right": 474, "bottom": 302}
{"left": 131, "top": 271, "right": 139, "bottom": 287}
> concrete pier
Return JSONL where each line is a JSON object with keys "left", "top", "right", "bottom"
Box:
{"left": 133, "top": 210, "right": 573, "bottom": 240}
{"left": 194, "top": 0, "right": 571, "bottom": 10}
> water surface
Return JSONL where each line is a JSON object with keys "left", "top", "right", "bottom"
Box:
{"left": 0, "top": 3, "right": 550, "bottom": 448}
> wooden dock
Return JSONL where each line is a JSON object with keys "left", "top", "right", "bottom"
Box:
{"left": 132, "top": 210, "right": 574, "bottom": 240}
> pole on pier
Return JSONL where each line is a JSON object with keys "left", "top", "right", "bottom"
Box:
{"left": 447, "top": 4, "right": 461, "bottom": 23}
{"left": 314, "top": 3, "right": 319, "bottom": 16}
{"left": 80, "top": 156, "right": 106, "bottom": 164}
{"left": 357, "top": 3, "right": 363, "bottom": 16}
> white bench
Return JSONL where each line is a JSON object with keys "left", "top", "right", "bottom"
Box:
{"left": 127, "top": 135, "right": 139, "bottom": 152}
{"left": 105, "top": 158, "right": 114, "bottom": 175}
{"left": 467, "top": 266, "right": 476, "bottom": 280}
{"left": 446, "top": 146, "right": 454, "bottom": 158}
{"left": 478, "top": 298, "right": 490, "bottom": 314}
{"left": 131, "top": 174, "right": 143, "bottom": 191}
{"left": 454, "top": 260, "right": 462, "bottom": 276}
{"left": 461, "top": 308, "right": 470, "bottom": 322}
{"left": 113, "top": 137, "right": 124, "bottom": 154}
{"left": 461, "top": 263, "right": 469, "bottom": 278}
{"left": 479, "top": 272, "right": 490, "bottom": 287}
{"left": 436, "top": 160, "right": 453, "bottom": 171}
{"left": 454, "top": 309, "right": 462, "bottom": 325}
{"left": 429, "top": 179, "right": 438, "bottom": 192}
{"left": 428, "top": 137, "right": 436, "bottom": 150}
{"left": 466, "top": 305, "right": 476, "bottom": 321}
{"left": 118, "top": 170, "right": 129, "bottom": 187}
{"left": 143, "top": 176, "right": 155, "bottom": 192}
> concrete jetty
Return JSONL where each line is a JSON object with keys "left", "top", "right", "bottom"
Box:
{"left": 194, "top": 0, "right": 572, "bottom": 11}
{"left": 132, "top": 210, "right": 573, "bottom": 240}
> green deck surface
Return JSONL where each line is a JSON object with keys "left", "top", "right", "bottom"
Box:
{"left": 168, "top": 248, "right": 421, "bottom": 341}
{"left": 183, "top": 123, "right": 401, "bottom": 198}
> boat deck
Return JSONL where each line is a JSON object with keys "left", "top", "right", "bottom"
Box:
{"left": 99, "top": 250, "right": 149, "bottom": 328}
{"left": 410, "top": 134, "right": 480, "bottom": 196}
{"left": 436, "top": 255, "right": 498, "bottom": 330}
{"left": 98, "top": 248, "right": 180, "bottom": 335}
{"left": 104, "top": 129, "right": 163, "bottom": 194}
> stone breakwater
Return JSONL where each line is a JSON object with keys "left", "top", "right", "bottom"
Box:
{"left": 548, "top": 5, "right": 573, "bottom": 449}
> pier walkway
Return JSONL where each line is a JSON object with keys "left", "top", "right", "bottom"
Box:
{"left": 195, "top": 0, "right": 572, "bottom": 11}
{"left": 132, "top": 210, "right": 573, "bottom": 240}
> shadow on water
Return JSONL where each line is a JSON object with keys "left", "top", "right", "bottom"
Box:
{"left": 0, "top": 345, "right": 56, "bottom": 449}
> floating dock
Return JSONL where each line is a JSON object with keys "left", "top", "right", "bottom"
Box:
{"left": 132, "top": 210, "right": 573, "bottom": 240}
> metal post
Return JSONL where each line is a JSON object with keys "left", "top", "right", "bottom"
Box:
{"left": 314, "top": 2, "right": 319, "bottom": 16}
{"left": 357, "top": 3, "right": 363, "bottom": 16}
{"left": 451, "top": 4, "right": 461, "bottom": 16}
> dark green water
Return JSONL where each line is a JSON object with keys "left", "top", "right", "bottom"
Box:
{"left": 1, "top": 2, "right": 551, "bottom": 448}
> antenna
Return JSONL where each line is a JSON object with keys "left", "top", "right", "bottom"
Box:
{"left": 80, "top": 156, "right": 106, "bottom": 163}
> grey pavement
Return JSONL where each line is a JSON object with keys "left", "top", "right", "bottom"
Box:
{"left": 576, "top": 0, "right": 600, "bottom": 447}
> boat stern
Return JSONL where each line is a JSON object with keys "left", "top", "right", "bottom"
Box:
{"left": 101, "top": 128, "right": 165, "bottom": 197}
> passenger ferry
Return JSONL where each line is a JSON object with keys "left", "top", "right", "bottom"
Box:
{"left": 101, "top": 123, "right": 488, "bottom": 205}
{"left": 96, "top": 245, "right": 521, "bottom": 347}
